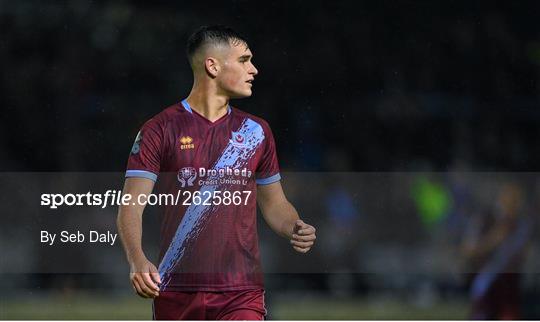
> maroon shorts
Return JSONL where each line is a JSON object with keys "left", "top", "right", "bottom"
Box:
{"left": 153, "top": 289, "right": 266, "bottom": 320}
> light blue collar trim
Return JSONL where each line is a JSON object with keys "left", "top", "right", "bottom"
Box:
{"left": 181, "top": 99, "right": 192, "bottom": 113}
{"left": 182, "top": 99, "right": 232, "bottom": 115}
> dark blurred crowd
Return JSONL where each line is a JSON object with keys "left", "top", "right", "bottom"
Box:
{"left": 1, "top": 2, "right": 539, "bottom": 172}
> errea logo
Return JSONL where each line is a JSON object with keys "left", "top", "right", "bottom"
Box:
{"left": 179, "top": 136, "right": 195, "bottom": 150}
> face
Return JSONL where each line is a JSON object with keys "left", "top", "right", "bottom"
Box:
{"left": 215, "top": 41, "right": 258, "bottom": 98}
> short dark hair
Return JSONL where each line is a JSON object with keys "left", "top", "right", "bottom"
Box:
{"left": 186, "top": 25, "right": 248, "bottom": 66}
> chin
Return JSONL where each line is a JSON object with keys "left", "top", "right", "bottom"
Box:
{"left": 230, "top": 90, "right": 252, "bottom": 99}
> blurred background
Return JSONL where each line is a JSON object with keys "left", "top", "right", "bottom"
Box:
{"left": 1, "top": 0, "right": 539, "bottom": 319}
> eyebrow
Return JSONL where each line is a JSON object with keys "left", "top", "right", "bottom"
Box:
{"left": 238, "top": 54, "right": 252, "bottom": 61}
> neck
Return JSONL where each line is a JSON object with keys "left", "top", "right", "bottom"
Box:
{"left": 186, "top": 80, "right": 229, "bottom": 122}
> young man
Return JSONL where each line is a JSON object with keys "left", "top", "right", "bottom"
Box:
{"left": 117, "top": 25, "right": 316, "bottom": 320}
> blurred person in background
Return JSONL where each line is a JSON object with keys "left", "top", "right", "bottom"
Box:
{"left": 461, "top": 182, "right": 532, "bottom": 319}
{"left": 116, "top": 25, "right": 316, "bottom": 320}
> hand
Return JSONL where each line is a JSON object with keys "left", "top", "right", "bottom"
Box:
{"left": 290, "top": 219, "right": 316, "bottom": 253}
{"left": 129, "top": 257, "right": 161, "bottom": 298}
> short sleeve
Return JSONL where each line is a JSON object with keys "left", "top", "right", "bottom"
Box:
{"left": 255, "top": 123, "right": 281, "bottom": 185}
{"left": 125, "top": 119, "right": 163, "bottom": 182}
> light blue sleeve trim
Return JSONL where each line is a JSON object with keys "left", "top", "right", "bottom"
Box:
{"left": 126, "top": 170, "right": 158, "bottom": 182}
{"left": 256, "top": 173, "right": 281, "bottom": 185}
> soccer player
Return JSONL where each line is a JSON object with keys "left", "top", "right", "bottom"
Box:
{"left": 117, "top": 25, "right": 316, "bottom": 320}
{"left": 461, "top": 183, "right": 531, "bottom": 320}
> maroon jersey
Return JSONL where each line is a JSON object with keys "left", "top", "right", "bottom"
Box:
{"left": 125, "top": 99, "right": 280, "bottom": 291}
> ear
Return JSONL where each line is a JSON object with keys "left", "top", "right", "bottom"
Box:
{"left": 204, "top": 57, "right": 219, "bottom": 78}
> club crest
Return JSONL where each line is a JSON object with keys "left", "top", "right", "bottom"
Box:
{"left": 230, "top": 131, "right": 247, "bottom": 147}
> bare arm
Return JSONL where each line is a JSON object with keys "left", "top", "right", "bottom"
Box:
{"left": 117, "top": 177, "right": 160, "bottom": 298}
{"left": 257, "top": 181, "right": 316, "bottom": 253}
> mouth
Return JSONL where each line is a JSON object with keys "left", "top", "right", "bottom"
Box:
{"left": 246, "top": 79, "right": 254, "bottom": 85}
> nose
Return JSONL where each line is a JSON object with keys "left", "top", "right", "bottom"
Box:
{"left": 250, "top": 62, "right": 258, "bottom": 76}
